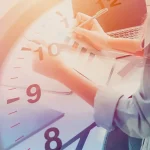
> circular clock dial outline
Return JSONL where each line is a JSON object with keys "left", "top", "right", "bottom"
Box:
{"left": 0, "top": 0, "right": 73, "bottom": 94}
{"left": 0, "top": 1, "right": 100, "bottom": 150}
{"left": 0, "top": 0, "right": 148, "bottom": 150}
{"left": 0, "top": 0, "right": 74, "bottom": 150}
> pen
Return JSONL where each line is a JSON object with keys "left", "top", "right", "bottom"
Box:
{"left": 74, "top": 8, "right": 108, "bottom": 30}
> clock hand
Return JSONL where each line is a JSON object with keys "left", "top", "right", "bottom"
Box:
{"left": 61, "top": 122, "right": 96, "bottom": 150}
{"left": 117, "top": 43, "right": 150, "bottom": 78}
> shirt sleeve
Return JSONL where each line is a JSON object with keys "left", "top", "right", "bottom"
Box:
{"left": 94, "top": 86, "right": 123, "bottom": 131}
{"left": 94, "top": 44, "right": 150, "bottom": 139}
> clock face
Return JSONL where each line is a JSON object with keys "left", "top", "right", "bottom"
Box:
{"left": 0, "top": 0, "right": 148, "bottom": 150}
{"left": 0, "top": 1, "right": 107, "bottom": 150}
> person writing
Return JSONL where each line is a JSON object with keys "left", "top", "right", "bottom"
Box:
{"left": 31, "top": 13, "right": 149, "bottom": 150}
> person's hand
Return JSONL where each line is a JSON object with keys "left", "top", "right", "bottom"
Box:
{"left": 26, "top": 39, "right": 66, "bottom": 80}
{"left": 73, "top": 12, "right": 110, "bottom": 50}
{"left": 32, "top": 48, "right": 65, "bottom": 80}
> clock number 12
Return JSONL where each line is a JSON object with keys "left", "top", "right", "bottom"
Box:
{"left": 110, "top": 0, "right": 121, "bottom": 7}
{"left": 98, "top": 0, "right": 121, "bottom": 8}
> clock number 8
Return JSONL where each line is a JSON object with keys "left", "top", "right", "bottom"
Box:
{"left": 27, "top": 84, "right": 41, "bottom": 103}
{"left": 44, "top": 127, "right": 62, "bottom": 150}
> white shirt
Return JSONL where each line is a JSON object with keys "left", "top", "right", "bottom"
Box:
{"left": 94, "top": 16, "right": 150, "bottom": 150}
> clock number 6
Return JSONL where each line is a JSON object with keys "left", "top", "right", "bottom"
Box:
{"left": 44, "top": 127, "right": 62, "bottom": 150}
{"left": 27, "top": 84, "right": 41, "bottom": 103}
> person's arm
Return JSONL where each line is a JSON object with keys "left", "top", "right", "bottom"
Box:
{"left": 57, "top": 53, "right": 150, "bottom": 138}
{"left": 74, "top": 27, "right": 142, "bottom": 54}
{"left": 94, "top": 44, "right": 150, "bottom": 138}
{"left": 32, "top": 39, "right": 150, "bottom": 139}
{"left": 58, "top": 66, "right": 98, "bottom": 106}
{"left": 107, "top": 37, "right": 142, "bottom": 53}
{"left": 52, "top": 44, "right": 150, "bottom": 139}
{"left": 74, "top": 12, "right": 143, "bottom": 54}
{"left": 32, "top": 47, "right": 98, "bottom": 106}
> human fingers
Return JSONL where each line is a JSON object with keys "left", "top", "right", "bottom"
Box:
{"left": 76, "top": 12, "right": 91, "bottom": 24}
{"left": 75, "top": 12, "right": 94, "bottom": 29}
{"left": 74, "top": 27, "right": 93, "bottom": 39}
{"left": 74, "top": 27, "right": 108, "bottom": 50}
{"left": 75, "top": 12, "right": 101, "bottom": 31}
